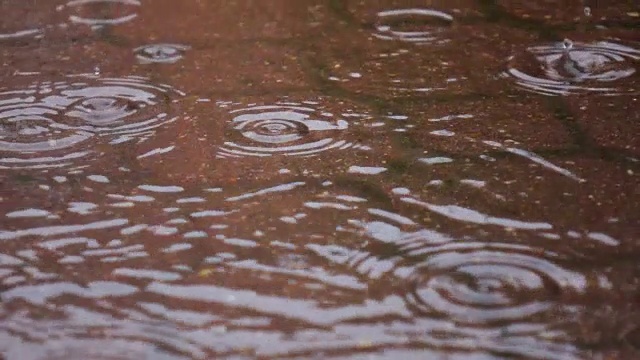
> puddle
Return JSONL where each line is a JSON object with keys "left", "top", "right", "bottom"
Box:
{"left": 0, "top": 1, "right": 639, "bottom": 359}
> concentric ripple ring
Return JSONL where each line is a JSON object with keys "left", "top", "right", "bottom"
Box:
{"left": 217, "top": 102, "right": 352, "bottom": 158}
{"left": 0, "top": 74, "right": 179, "bottom": 169}
{"left": 60, "top": 0, "right": 141, "bottom": 27}
{"left": 373, "top": 8, "right": 453, "bottom": 44}
{"left": 506, "top": 39, "right": 640, "bottom": 96}
{"left": 398, "top": 242, "right": 586, "bottom": 324}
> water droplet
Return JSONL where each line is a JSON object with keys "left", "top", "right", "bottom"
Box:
{"left": 506, "top": 40, "right": 640, "bottom": 96}
{"left": 134, "top": 44, "right": 191, "bottom": 64}
{"left": 562, "top": 38, "right": 574, "bottom": 51}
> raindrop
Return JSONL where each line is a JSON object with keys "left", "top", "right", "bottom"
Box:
{"left": 562, "top": 38, "right": 574, "bottom": 51}
{"left": 506, "top": 40, "right": 640, "bottom": 95}
{"left": 217, "top": 101, "right": 354, "bottom": 158}
{"left": 134, "top": 44, "right": 191, "bottom": 64}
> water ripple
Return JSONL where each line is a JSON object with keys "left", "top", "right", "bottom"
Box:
{"left": 134, "top": 44, "right": 191, "bottom": 64}
{"left": 506, "top": 39, "right": 640, "bottom": 96}
{"left": 58, "top": 0, "right": 141, "bottom": 27}
{"left": 399, "top": 243, "right": 579, "bottom": 324}
{"left": 325, "top": 216, "right": 600, "bottom": 358}
{"left": 373, "top": 8, "right": 453, "bottom": 44}
{"left": 0, "top": 74, "right": 180, "bottom": 170}
{"left": 217, "top": 101, "right": 359, "bottom": 158}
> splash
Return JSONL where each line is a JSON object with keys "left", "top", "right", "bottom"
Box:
{"left": 134, "top": 44, "right": 191, "bottom": 64}
{"left": 506, "top": 39, "right": 640, "bottom": 96}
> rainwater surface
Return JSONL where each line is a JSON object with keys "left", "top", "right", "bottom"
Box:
{"left": 0, "top": 1, "right": 639, "bottom": 359}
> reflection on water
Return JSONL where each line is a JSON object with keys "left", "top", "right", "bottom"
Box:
{"left": 0, "top": 0, "right": 639, "bottom": 359}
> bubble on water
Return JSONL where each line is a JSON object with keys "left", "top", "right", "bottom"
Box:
{"left": 506, "top": 40, "right": 640, "bottom": 96}
{"left": 0, "top": 74, "right": 180, "bottom": 170}
{"left": 60, "top": 0, "right": 141, "bottom": 27}
{"left": 217, "top": 101, "right": 356, "bottom": 158}
{"left": 373, "top": 8, "right": 453, "bottom": 44}
{"left": 134, "top": 44, "right": 191, "bottom": 64}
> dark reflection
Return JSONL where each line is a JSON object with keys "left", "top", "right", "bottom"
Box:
{"left": 0, "top": 0, "right": 639, "bottom": 359}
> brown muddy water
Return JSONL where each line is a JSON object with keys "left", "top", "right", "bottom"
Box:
{"left": 0, "top": 0, "right": 639, "bottom": 359}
